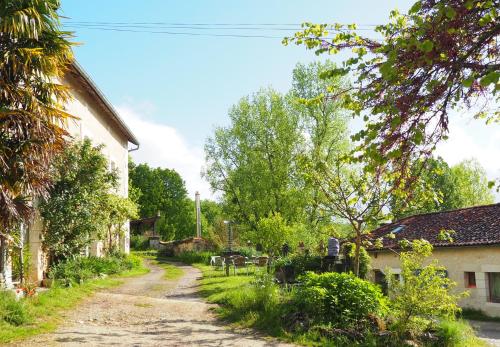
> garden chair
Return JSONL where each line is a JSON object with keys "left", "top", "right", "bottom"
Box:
{"left": 210, "top": 256, "right": 224, "bottom": 271}
{"left": 253, "top": 256, "right": 268, "bottom": 273}
{"left": 231, "top": 256, "right": 248, "bottom": 275}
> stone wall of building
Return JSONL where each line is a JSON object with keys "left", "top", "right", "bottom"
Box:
{"left": 26, "top": 72, "right": 132, "bottom": 285}
{"left": 369, "top": 245, "right": 500, "bottom": 317}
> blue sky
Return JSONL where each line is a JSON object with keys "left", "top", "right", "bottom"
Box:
{"left": 60, "top": 1, "right": 499, "bottom": 200}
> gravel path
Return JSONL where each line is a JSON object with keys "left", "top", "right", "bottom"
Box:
{"left": 469, "top": 320, "right": 500, "bottom": 347}
{"left": 14, "top": 260, "right": 294, "bottom": 347}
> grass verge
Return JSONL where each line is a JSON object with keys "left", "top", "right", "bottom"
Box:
{"left": 0, "top": 256, "right": 149, "bottom": 344}
{"left": 190, "top": 263, "right": 289, "bottom": 339}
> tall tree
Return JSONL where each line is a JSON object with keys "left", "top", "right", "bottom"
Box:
{"left": 289, "top": 61, "right": 350, "bottom": 226}
{"left": 204, "top": 62, "right": 350, "bottom": 230}
{"left": 129, "top": 162, "right": 195, "bottom": 240}
{"left": 286, "top": 0, "right": 499, "bottom": 188}
{"left": 391, "top": 157, "right": 494, "bottom": 218}
{"left": 204, "top": 88, "right": 304, "bottom": 228}
{"left": 449, "top": 158, "right": 494, "bottom": 208}
{"left": 0, "top": 0, "right": 73, "bottom": 278}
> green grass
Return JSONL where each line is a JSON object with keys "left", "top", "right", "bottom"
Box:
{"left": 159, "top": 263, "right": 184, "bottom": 280}
{"left": 435, "top": 320, "right": 489, "bottom": 347}
{"left": 0, "top": 256, "right": 149, "bottom": 344}
{"left": 134, "top": 250, "right": 185, "bottom": 280}
{"left": 192, "top": 263, "right": 290, "bottom": 339}
{"left": 195, "top": 264, "right": 254, "bottom": 303}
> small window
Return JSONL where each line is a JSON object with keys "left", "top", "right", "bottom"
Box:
{"left": 488, "top": 273, "right": 500, "bottom": 303}
{"left": 465, "top": 272, "right": 476, "bottom": 288}
{"left": 392, "top": 225, "right": 406, "bottom": 234}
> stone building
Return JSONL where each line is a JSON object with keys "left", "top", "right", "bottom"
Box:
{"left": 367, "top": 203, "right": 500, "bottom": 317}
{"left": 0, "top": 62, "right": 139, "bottom": 287}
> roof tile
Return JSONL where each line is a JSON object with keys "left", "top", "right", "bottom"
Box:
{"left": 368, "top": 203, "right": 500, "bottom": 249}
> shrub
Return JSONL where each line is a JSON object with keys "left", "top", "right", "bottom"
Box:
{"left": 130, "top": 235, "right": 150, "bottom": 251}
{"left": 274, "top": 254, "right": 322, "bottom": 282}
{"left": 234, "top": 246, "right": 257, "bottom": 258}
{"left": 343, "top": 242, "right": 371, "bottom": 279}
{"left": 0, "top": 291, "right": 31, "bottom": 326}
{"left": 292, "top": 272, "right": 386, "bottom": 330}
{"left": 48, "top": 253, "right": 141, "bottom": 285}
{"left": 387, "top": 240, "right": 465, "bottom": 339}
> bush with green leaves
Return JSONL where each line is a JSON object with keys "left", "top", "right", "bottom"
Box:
{"left": 343, "top": 242, "right": 371, "bottom": 279}
{"left": 247, "top": 213, "right": 292, "bottom": 255}
{"left": 48, "top": 253, "right": 141, "bottom": 286}
{"left": 40, "top": 139, "right": 118, "bottom": 261}
{"left": 130, "top": 235, "right": 150, "bottom": 251}
{"left": 274, "top": 254, "right": 322, "bottom": 277}
{"left": 0, "top": 291, "right": 30, "bottom": 326}
{"left": 292, "top": 272, "right": 386, "bottom": 330}
{"left": 387, "top": 239, "right": 465, "bottom": 340}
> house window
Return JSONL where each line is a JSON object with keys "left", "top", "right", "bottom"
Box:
{"left": 465, "top": 272, "right": 476, "bottom": 288}
{"left": 488, "top": 273, "right": 500, "bottom": 303}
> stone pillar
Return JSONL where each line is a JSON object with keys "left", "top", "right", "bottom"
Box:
{"left": 28, "top": 217, "right": 46, "bottom": 285}
{"left": 0, "top": 236, "right": 13, "bottom": 289}
{"left": 89, "top": 241, "right": 104, "bottom": 257}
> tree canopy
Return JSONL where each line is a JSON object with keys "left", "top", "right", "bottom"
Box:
{"left": 285, "top": 0, "right": 499, "bottom": 188}
{"left": 204, "top": 61, "right": 351, "bottom": 232}
{"left": 204, "top": 88, "right": 304, "bottom": 228}
{"left": 129, "top": 161, "right": 195, "bottom": 240}
{"left": 391, "top": 157, "right": 494, "bottom": 218}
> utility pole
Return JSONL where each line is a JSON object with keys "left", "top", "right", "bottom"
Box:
{"left": 195, "top": 191, "right": 201, "bottom": 238}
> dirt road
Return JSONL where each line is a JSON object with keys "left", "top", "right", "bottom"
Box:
{"left": 16, "top": 260, "right": 294, "bottom": 347}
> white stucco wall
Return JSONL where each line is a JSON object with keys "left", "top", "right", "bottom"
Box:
{"left": 369, "top": 246, "right": 500, "bottom": 317}
{"left": 27, "top": 73, "right": 132, "bottom": 283}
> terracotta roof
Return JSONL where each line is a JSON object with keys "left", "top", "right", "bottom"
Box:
{"left": 368, "top": 203, "right": 500, "bottom": 250}
{"left": 67, "top": 62, "right": 139, "bottom": 146}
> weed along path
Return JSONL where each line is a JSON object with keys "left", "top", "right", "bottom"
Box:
{"left": 15, "top": 260, "right": 294, "bottom": 347}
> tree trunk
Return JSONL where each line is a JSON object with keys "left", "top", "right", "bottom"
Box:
{"left": 19, "top": 224, "right": 25, "bottom": 284}
{"left": 354, "top": 227, "right": 361, "bottom": 277}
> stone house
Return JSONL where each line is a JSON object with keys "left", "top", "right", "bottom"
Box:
{"left": 367, "top": 203, "right": 500, "bottom": 317}
{"left": 1, "top": 62, "right": 139, "bottom": 287}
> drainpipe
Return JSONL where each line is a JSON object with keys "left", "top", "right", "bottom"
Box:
{"left": 128, "top": 143, "right": 140, "bottom": 153}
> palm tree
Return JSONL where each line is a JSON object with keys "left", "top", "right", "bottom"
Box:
{"left": 0, "top": 0, "right": 74, "bottom": 282}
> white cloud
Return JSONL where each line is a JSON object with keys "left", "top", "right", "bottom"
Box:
{"left": 116, "top": 106, "right": 213, "bottom": 200}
